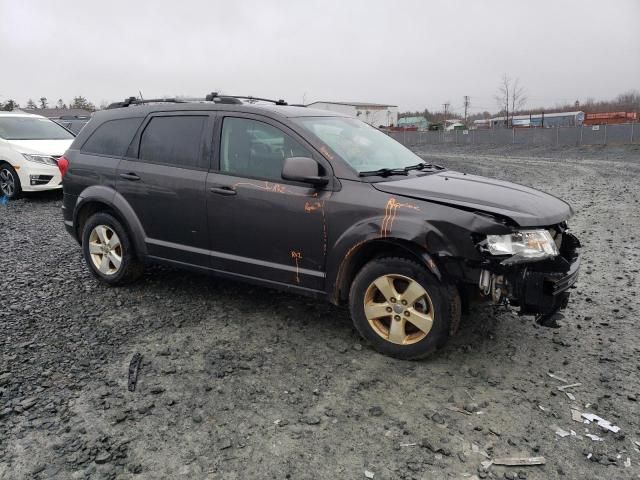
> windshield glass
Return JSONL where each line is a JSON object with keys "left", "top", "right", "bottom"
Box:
{"left": 293, "top": 116, "right": 423, "bottom": 173}
{"left": 0, "top": 116, "right": 74, "bottom": 140}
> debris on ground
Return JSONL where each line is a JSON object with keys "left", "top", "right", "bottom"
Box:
{"left": 557, "top": 383, "right": 581, "bottom": 391}
{"left": 585, "top": 433, "right": 604, "bottom": 441}
{"left": 571, "top": 409, "right": 583, "bottom": 422}
{"left": 364, "top": 469, "right": 375, "bottom": 479}
{"left": 492, "top": 456, "right": 546, "bottom": 466}
{"left": 445, "top": 405, "right": 472, "bottom": 415}
{"left": 547, "top": 373, "right": 568, "bottom": 382}
{"left": 127, "top": 353, "right": 143, "bottom": 392}
{"left": 554, "top": 427, "right": 571, "bottom": 438}
{"left": 581, "top": 413, "right": 621, "bottom": 433}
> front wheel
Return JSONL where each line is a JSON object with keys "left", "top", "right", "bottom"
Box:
{"left": 349, "top": 257, "right": 458, "bottom": 360}
{"left": 81, "top": 212, "right": 143, "bottom": 285}
{"left": 0, "top": 164, "right": 21, "bottom": 200}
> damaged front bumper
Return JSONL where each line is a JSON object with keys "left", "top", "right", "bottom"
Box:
{"left": 478, "top": 231, "right": 581, "bottom": 318}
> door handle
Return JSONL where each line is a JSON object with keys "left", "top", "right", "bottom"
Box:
{"left": 209, "top": 185, "right": 237, "bottom": 196}
{"left": 120, "top": 172, "right": 141, "bottom": 181}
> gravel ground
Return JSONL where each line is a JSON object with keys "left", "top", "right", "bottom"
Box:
{"left": 1, "top": 144, "right": 639, "bottom": 480}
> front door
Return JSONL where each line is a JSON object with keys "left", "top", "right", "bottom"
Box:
{"left": 205, "top": 114, "right": 330, "bottom": 291}
{"left": 116, "top": 113, "right": 212, "bottom": 266}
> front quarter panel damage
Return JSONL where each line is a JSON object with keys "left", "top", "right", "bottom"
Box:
{"left": 325, "top": 180, "right": 513, "bottom": 303}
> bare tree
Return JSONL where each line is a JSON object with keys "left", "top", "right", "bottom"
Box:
{"left": 56, "top": 98, "right": 66, "bottom": 109}
{"left": 39, "top": 97, "right": 48, "bottom": 109}
{"left": 494, "top": 74, "right": 510, "bottom": 127}
{"left": 495, "top": 74, "right": 527, "bottom": 127}
{"left": 510, "top": 78, "right": 527, "bottom": 124}
{"left": 26, "top": 98, "right": 37, "bottom": 109}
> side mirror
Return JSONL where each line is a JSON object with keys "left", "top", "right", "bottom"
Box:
{"left": 281, "top": 157, "right": 329, "bottom": 186}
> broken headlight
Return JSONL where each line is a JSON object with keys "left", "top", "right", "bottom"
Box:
{"left": 485, "top": 230, "right": 559, "bottom": 264}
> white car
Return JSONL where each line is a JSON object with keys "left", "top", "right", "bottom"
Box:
{"left": 0, "top": 112, "right": 75, "bottom": 199}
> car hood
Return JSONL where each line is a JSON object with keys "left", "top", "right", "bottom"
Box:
{"left": 6, "top": 139, "right": 73, "bottom": 156}
{"left": 372, "top": 170, "right": 573, "bottom": 226}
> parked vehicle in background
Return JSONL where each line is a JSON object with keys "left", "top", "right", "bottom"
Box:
{"left": 61, "top": 95, "right": 581, "bottom": 359}
{"left": 0, "top": 112, "right": 75, "bottom": 199}
{"left": 53, "top": 115, "right": 91, "bottom": 134}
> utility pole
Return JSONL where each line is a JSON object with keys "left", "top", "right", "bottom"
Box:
{"left": 463, "top": 96, "right": 470, "bottom": 124}
{"left": 442, "top": 102, "right": 450, "bottom": 130}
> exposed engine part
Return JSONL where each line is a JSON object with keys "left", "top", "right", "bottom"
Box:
{"left": 478, "top": 270, "right": 509, "bottom": 304}
{"left": 479, "top": 270, "right": 492, "bottom": 296}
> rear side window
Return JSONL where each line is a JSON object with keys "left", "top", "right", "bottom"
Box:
{"left": 81, "top": 118, "right": 143, "bottom": 157}
{"left": 139, "top": 116, "right": 206, "bottom": 169}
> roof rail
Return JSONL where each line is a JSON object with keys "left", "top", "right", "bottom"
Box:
{"left": 205, "top": 92, "right": 287, "bottom": 105}
{"left": 106, "top": 93, "right": 289, "bottom": 110}
{"left": 106, "top": 97, "right": 188, "bottom": 109}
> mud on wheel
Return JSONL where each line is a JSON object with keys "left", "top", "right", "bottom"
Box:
{"left": 349, "top": 257, "right": 458, "bottom": 360}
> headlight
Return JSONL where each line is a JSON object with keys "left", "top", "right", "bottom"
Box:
{"left": 22, "top": 154, "right": 58, "bottom": 166}
{"left": 485, "top": 230, "right": 559, "bottom": 264}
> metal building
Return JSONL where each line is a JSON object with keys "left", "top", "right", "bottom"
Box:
{"left": 306, "top": 101, "right": 398, "bottom": 127}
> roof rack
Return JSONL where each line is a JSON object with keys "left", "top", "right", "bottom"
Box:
{"left": 107, "top": 93, "right": 289, "bottom": 110}
{"left": 205, "top": 92, "right": 288, "bottom": 106}
{"left": 106, "top": 97, "right": 188, "bottom": 109}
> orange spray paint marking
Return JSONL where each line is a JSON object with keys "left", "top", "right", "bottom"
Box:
{"left": 233, "top": 181, "right": 291, "bottom": 194}
{"left": 303, "top": 200, "right": 328, "bottom": 255}
{"left": 304, "top": 201, "right": 322, "bottom": 212}
{"left": 291, "top": 250, "right": 303, "bottom": 283}
{"left": 380, "top": 198, "right": 420, "bottom": 237}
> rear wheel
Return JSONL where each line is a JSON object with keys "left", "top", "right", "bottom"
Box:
{"left": 82, "top": 212, "right": 143, "bottom": 285}
{"left": 0, "top": 164, "right": 21, "bottom": 199}
{"left": 349, "top": 257, "right": 457, "bottom": 360}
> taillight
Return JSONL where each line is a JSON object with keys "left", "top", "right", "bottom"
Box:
{"left": 57, "top": 156, "right": 69, "bottom": 178}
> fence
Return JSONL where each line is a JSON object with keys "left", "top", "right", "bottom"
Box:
{"left": 387, "top": 123, "right": 640, "bottom": 148}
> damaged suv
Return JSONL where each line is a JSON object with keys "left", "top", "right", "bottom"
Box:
{"left": 61, "top": 95, "right": 580, "bottom": 359}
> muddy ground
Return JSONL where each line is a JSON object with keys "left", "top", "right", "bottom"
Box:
{"left": 1, "top": 144, "right": 639, "bottom": 480}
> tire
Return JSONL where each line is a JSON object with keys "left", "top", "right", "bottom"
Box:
{"left": 349, "top": 257, "right": 458, "bottom": 360}
{"left": 0, "top": 163, "right": 21, "bottom": 200}
{"left": 81, "top": 212, "right": 143, "bottom": 285}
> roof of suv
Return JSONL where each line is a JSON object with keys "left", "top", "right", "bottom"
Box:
{"left": 93, "top": 102, "right": 342, "bottom": 121}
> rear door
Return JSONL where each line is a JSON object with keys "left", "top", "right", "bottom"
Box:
{"left": 116, "top": 112, "right": 214, "bottom": 266}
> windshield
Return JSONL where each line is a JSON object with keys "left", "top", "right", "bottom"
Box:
{"left": 293, "top": 116, "right": 423, "bottom": 173}
{"left": 0, "top": 116, "right": 75, "bottom": 140}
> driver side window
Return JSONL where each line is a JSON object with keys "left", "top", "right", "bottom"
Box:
{"left": 220, "top": 117, "right": 312, "bottom": 181}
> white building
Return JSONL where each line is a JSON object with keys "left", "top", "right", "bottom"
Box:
{"left": 306, "top": 101, "right": 398, "bottom": 127}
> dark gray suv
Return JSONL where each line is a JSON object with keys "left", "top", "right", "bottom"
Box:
{"left": 61, "top": 96, "right": 580, "bottom": 359}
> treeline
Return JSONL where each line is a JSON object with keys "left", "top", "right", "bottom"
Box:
{"left": 1, "top": 96, "right": 95, "bottom": 112}
{"left": 400, "top": 90, "right": 640, "bottom": 123}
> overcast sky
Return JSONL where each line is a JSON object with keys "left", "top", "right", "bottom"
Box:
{"left": 1, "top": 0, "right": 638, "bottom": 114}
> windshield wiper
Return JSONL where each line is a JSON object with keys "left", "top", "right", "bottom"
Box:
{"left": 404, "top": 162, "right": 445, "bottom": 171}
{"left": 359, "top": 167, "right": 409, "bottom": 177}
{"left": 359, "top": 162, "right": 445, "bottom": 177}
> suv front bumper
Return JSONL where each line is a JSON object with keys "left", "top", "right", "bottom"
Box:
{"left": 509, "top": 252, "right": 580, "bottom": 316}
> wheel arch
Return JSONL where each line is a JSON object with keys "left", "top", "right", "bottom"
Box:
{"left": 330, "top": 237, "right": 443, "bottom": 305}
{"left": 73, "top": 187, "right": 147, "bottom": 256}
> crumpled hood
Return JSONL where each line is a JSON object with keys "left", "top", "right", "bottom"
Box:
{"left": 6, "top": 139, "right": 73, "bottom": 156}
{"left": 373, "top": 170, "right": 573, "bottom": 227}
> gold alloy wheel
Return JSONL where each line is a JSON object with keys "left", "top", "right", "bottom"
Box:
{"left": 88, "top": 225, "right": 123, "bottom": 276}
{"left": 363, "top": 274, "right": 434, "bottom": 345}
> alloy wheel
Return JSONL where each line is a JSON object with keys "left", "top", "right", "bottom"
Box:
{"left": 0, "top": 168, "right": 15, "bottom": 197}
{"left": 88, "top": 225, "right": 123, "bottom": 275}
{"left": 363, "top": 274, "right": 434, "bottom": 345}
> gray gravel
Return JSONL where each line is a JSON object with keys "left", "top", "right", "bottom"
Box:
{"left": 1, "top": 144, "right": 639, "bottom": 479}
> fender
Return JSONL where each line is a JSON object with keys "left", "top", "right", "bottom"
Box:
{"left": 74, "top": 186, "right": 148, "bottom": 256}
{"left": 326, "top": 212, "right": 446, "bottom": 304}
